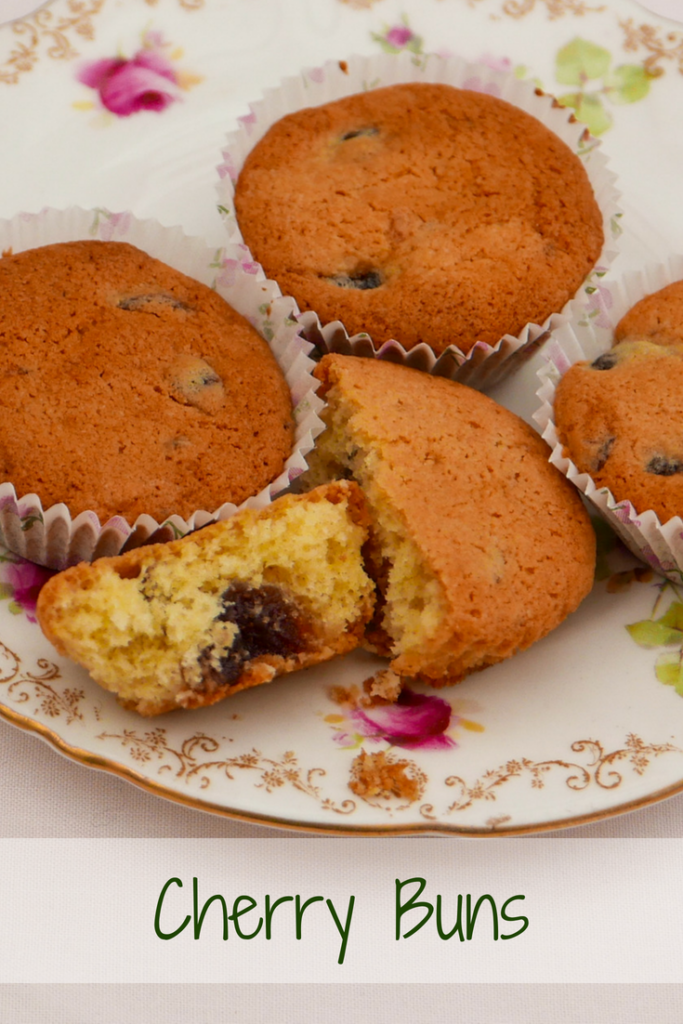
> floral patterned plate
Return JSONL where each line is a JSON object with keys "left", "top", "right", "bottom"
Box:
{"left": 4, "top": 0, "right": 683, "bottom": 834}
{"left": 5, "top": 483, "right": 683, "bottom": 835}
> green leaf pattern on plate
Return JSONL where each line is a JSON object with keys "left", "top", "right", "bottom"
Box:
{"left": 371, "top": 16, "right": 424, "bottom": 57}
{"left": 627, "top": 583, "right": 683, "bottom": 697}
{"left": 369, "top": 20, "right": 658, "bottom": 136}
{"left": 556, "top": 38, "right": 612, "bottom": 85}
{"left": 552, "top": 37, "right": 652, "bottom": 134}
{"left": 594, "top": 523, "right": 683, "bottom": 699}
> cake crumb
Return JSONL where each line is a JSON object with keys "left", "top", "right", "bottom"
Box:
{"left": 329, "top": 684, "right": 361, "bottom": 707}
{"left": 349, "top": 749, "right": 420, "bottom": 802}
{"left": 364, "top": 668, "right": 402, "bottom": 703}
{"left": 330, "top": 671, "right": 403, "bottom": 712}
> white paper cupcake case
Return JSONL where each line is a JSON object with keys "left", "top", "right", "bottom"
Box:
{"left": 534, "top": 255, "right": 683, "bottom": 584}
{"left": 216, "top": 52, "right": 622, "bottom": 392}
{"left": 0, "top": 207, "right": 326, "bottom": 570}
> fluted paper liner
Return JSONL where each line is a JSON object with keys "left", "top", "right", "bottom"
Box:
{"left": 535, "top": 255, "right": 683, "bottom": 583}
{"left": 217, "top": 52, "right": 622, "bottom": 391}
{"left": 0, "top": 208, "right": 325, "bottom": 570}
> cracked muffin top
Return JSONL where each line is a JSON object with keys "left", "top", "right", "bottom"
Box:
{"left": 234, "top": 82, "right": 604, "bottom": 355}
{"left": 306, "top": 353, "right": 596, "bottom": 686}
{"left": 0, "top": 240, "right": 294, "bottom": 522}
{"left": 554, "top": 281, "right": 683, "bottom": 525}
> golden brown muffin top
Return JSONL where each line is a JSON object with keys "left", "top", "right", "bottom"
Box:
{"left": 615, "top": 279, "right": 683, "bottom": 347}
{"left": 555, "top": 334, "right": 683, "bottom": 524}
{"left": 0, "top": 240, "right": 294, "bottom": 522}
{"left": 236, "top": 82, "right": 604, "bottom": 355}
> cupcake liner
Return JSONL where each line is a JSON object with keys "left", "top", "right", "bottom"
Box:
{"left": 534, "top": 255, "right": 683, "bottom": 583}
{"left": 0, "top": 207, "right": 326, "bottom": 570}
{"left": 216, "top": 52, "right": 622, "bottom": 392}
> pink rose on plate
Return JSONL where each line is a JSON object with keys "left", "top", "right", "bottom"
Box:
{"left": 77, "top": 46, "right": 181, "bottom": 117}
{"left": 348, "top": 688, "right": 457, "bottom": 751}
{"left": 0, "top": 559, "right": 55, "bottom": 623}
{"left": 385, "top": 26, "right": 414, "bottom": 48}
{"left": 372, "top": 21, "right": 423, "bottom": 56}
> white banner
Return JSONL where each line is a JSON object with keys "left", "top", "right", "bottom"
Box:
{"left": 0, "top": 838, "right": 681, "bottom": 984}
